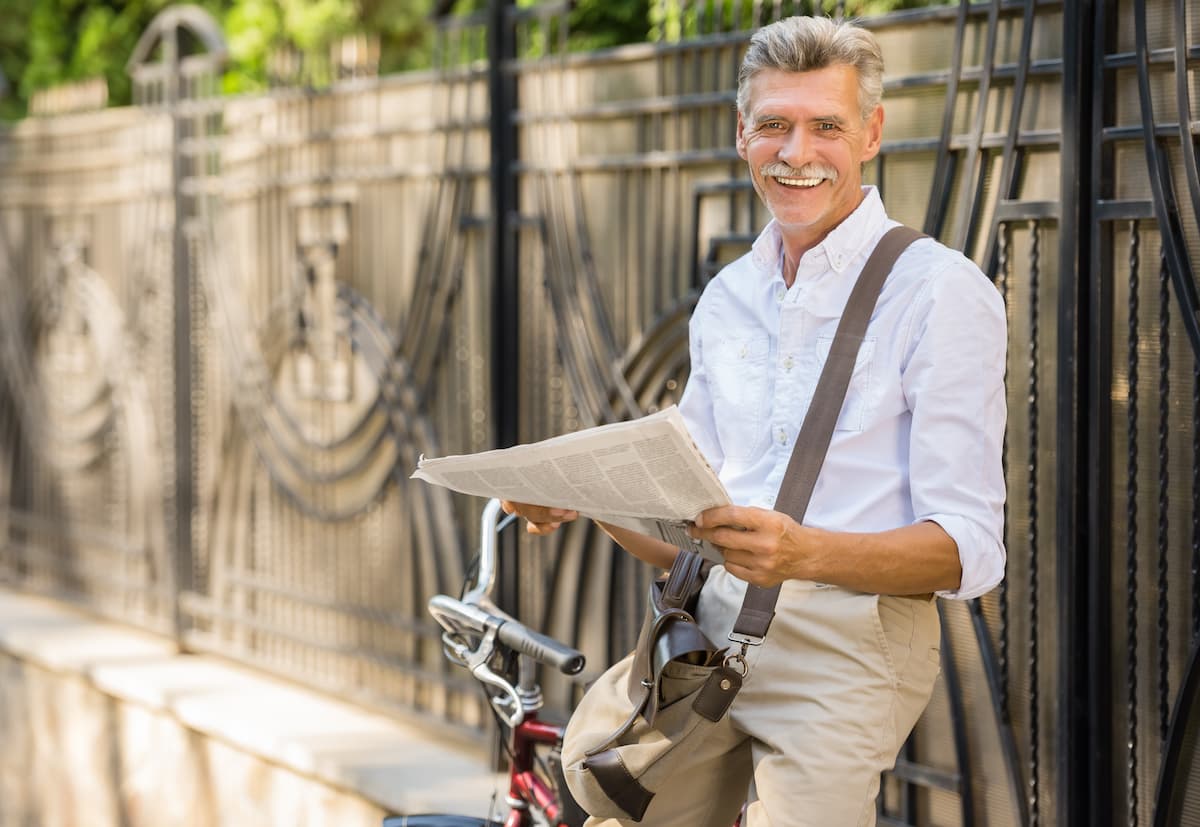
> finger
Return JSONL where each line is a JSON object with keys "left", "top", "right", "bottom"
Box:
{"left": 503, "top": 500, "right": 546, "bottom": 520}
{"left": 505, "top": 502, "right": 578, "bottom": 524}
{"left": 718, "top": 546, "right": 761, "bottom": 574}
{"left": 696, "top": 504, "right": 769, "bottom": 531}
{"left": 721, "top": 559, "right": 769, "bottom": 588}
{"left": 694, "top": 505, "right": 740, "bottom": 529}
{"left": 689, "top": 520, "right": 742, "bottom": 542}
{"left": 696, "top": 525, "right": 764, "bottom": 552}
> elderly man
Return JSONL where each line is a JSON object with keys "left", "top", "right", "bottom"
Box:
{"left": 505, "top": 15, "right": 1006, "bottom": 826}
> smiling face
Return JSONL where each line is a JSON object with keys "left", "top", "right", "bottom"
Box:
{"left": 736, "top": 64, "right": 883, "bottom": 261}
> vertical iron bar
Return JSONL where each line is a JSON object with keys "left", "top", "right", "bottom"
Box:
{"left": 1062, "top": 0, "right": 1103, "bottom": 823}
{"left": 1028, "top": 221, "right": 1042, "bottom": 827}
{"left": 489, "top": 0, "right": 520, "bottom": 624}
{"left": 167, "top": 28, "right": 190, "bottom": 645}
{"left": 1193, "top": 359, "right": 1199, "bottom": 639}
{"left": 1157, "top": 255, "right": 1171, "bottom": 746}
{"left": 1086, "top": 3, "right": 1117, "bottom": 825}
{"left": 997, "top": 222, "right": 1011, "bottom": 719}
{"left": 489, "top": 0, "right": 519, "bottom": 449}
{"left": 1127, "top": 220, "right": 1142, "bottom": 827}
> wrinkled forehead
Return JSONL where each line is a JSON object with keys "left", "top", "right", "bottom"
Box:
{"left": 741, "top": 65, "right": 864, "bottom": 120}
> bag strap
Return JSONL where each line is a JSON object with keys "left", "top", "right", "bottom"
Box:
{"left": 729, "top": 225, "right": 927, "bottom": 645}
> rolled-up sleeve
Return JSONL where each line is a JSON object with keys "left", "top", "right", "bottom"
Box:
{"left": 901, "top": 259, "right": 1008, "bottom": 600}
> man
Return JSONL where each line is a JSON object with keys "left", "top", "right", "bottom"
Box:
{"left": 505, "top": 15, "right": 1006, "bottom": 826}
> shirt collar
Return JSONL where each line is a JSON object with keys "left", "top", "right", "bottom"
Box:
{"left": 750, "top": 220, "right": 785, "bottom": 272}
{"left": 807, "top": 186, "right": 889, "bottom": 276}
{"left": 749, "top": 187, "right": 887, "bottom": 272}
{"left": 749, "top": 187, "right": 893, "bottom": 317}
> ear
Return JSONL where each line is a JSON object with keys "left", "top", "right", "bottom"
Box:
{"left": 735, "top": 111, "right": 749, "bottom": 161}
{"left": 861, "top": 105, "right": 884, "bottom": 163}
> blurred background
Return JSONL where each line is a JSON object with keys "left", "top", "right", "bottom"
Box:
{"left": 2, "top": 1, "right": 1200, "bottom": 826}
{"left": 0, "top": 0, "right": 932, "bottom": 121}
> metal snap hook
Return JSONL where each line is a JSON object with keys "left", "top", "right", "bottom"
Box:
{"left": 724, "top": 644, "right": 750, "bottom": 678}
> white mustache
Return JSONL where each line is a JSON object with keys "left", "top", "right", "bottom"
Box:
{"left": 760, "top": 162, "right": 838, "bottom": 182}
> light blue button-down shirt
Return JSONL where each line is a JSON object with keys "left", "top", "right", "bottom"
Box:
{"left": 678, "top": 187, "right": 1007, "bottom": 600}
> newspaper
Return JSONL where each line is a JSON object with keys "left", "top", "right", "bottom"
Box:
{"left": 411, "top": 406, "right": 729, "bottom": 563}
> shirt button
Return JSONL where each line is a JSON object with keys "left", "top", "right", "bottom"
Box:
{"left": 739, "top": 345, "right": 748, "bottom": 358}
{"left": 777, "top": 427, "right": 787, "bottom": 445}
{"left": 783, "top": 356, "right": 794, "bottom": 371}
{"left": 775, "top": 285, "right": 786, "bottom": 303}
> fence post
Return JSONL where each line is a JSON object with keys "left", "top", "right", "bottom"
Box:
{"left": 1058, "top": 0, "right": 1107, "bottom": 824}
{"left": 126, "top": 5, "right": 227, "bottom": 642}
{"left": 488, "top": 0, "right": 522, "bottom": 620}
{"left": 489, "top": 0, "right": 519, "bottom": 452}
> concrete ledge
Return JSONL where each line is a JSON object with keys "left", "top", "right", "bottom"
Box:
{"left": 0, "top": 588, "right": 504, "bottom": 823}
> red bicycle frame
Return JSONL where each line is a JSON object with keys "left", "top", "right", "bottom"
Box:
{"left": 504, "top": 714, "right": 569, "bottom": 827}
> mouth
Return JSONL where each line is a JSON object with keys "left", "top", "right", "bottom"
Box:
{"left": 774, "top": 176, "right": 827, "bottom": 188}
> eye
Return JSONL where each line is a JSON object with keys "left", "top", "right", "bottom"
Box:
{"left": 817, "top": 121, "right": 837, "bottom": 132}
{"left": 761, "top": 120, "right": 785, "bottom": 131}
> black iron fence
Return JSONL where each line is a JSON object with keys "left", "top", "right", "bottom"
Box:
{"left": 1, "top": 1, "right": 1199, "bottom": 824}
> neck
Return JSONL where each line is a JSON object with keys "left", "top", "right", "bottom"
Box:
{"left": 777, "top": 187, "right": 869, "bottom": 287}
{"left": 781, "top": 249, "right": 800, "bottom": 288}
{"left": 779, "top": 233, "right": 822, "bottom": 288}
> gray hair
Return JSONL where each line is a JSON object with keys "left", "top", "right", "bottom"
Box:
{"left": 736, "top": 16, "right": 884, "bottom": 121}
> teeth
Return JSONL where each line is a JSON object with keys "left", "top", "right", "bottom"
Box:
{"left": 775, "top": 176, "right": 824, "bottom": 187}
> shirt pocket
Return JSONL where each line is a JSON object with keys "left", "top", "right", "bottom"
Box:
{"left": 814, "top": 335, "right": 876, "bottom": 432}
{"left": 707, "top": 333, "right": 770, "bottom": 461}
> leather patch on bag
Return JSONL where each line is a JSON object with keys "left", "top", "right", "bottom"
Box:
{"left": 582, "top": 749, "right": 655, "bottom": 821}
{"left": 692, "top": 665, "right": 742, "bottom": 722}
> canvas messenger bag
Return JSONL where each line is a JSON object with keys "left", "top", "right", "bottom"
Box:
{"left": 559, "top": 226, "right": 927, "bottom": 822}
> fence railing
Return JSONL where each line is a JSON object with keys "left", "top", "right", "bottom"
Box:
{"left": 2, "top": 2, "right": 1200, "bottom": 825}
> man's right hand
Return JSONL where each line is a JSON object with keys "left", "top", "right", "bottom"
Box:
{"left": 499, "top": 501, "right": 579, "bottom": 536}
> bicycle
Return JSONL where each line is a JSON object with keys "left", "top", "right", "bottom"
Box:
{"left": 383, "top": 498, "right": 590, "bottom": 827}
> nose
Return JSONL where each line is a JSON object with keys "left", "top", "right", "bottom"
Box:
{"left": 778, "top": 127, "right": 814, "bottom": 167}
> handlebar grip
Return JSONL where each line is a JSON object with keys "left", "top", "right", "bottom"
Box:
{"left": 496, "top": 619, "right": 586, "bottom": 676}
{"left": 429, "top": 594, "right": 585, "bottom": 675}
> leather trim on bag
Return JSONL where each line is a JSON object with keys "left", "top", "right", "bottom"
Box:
{"left": 582, "top": 750, "right": 655, "bottom": 821}
{"left": 693, "top": 666, "right": 742, "bottom": 722}
{"left": 663, "top": 551, "right": 702, "bottom": 607}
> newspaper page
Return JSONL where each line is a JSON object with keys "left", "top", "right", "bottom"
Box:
{"left": 411, "top": 406, "right": 730, "bottom": 562}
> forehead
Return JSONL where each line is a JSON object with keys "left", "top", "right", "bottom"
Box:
{"left": 743, "top": 65, "right": 861, "bottom": 118}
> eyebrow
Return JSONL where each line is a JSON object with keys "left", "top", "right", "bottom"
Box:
{"left": 751, "top": 112, "right": 850, "bottom": 126}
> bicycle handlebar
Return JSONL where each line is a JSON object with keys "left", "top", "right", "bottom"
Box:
{"left": 430, "top": 593, "right": 585, "bottom": 676}
{"left": 496, "top": 618, "right": 586, "bottom": 676}
{"left": 462, "top": 498, "right": 508, "bottom": 605}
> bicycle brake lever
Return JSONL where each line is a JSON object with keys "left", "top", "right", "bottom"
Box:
{"left": 462, "top": 625, "right": 526, "bottom": 728}
{"left": 440, "top": 633, "right": 473, "bottom": 666}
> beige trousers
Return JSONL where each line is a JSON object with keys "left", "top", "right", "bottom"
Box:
{"left": 585, "top": 568, "right": 942, "bottom": 827}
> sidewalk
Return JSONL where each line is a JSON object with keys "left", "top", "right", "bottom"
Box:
{"left": 0, "top": 587, "right": 504, "bottom": 823}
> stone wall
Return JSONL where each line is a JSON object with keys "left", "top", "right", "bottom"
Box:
{"left": 0, "top": 590, "right": 501, "bottom": 827}
{"left": 0, "top": 653, "right": 388, "bottom": 827}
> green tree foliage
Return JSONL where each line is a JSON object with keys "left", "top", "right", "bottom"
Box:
{"left": 1, "top": 0, "right": 222, "bottom": 119}
{"left": 0, "top": 0, "right": 948, "bottom": 120}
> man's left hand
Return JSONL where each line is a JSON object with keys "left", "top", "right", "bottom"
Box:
{"left": 688, "top": 505, "right": 822, "bottom": 588}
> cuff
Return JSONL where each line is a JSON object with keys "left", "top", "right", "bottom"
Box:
{"left": 925, "top": 513, "right": 1006, "bottom": 601}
